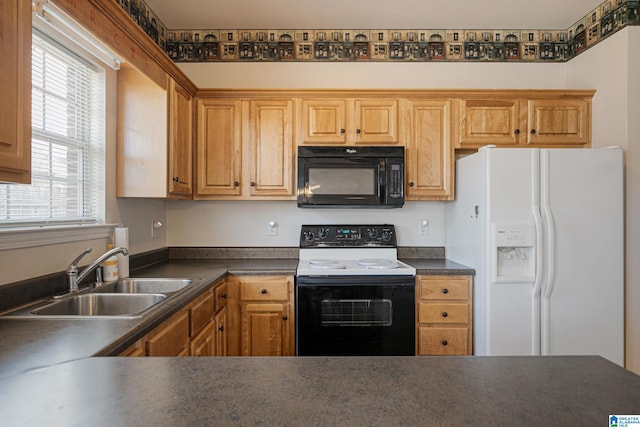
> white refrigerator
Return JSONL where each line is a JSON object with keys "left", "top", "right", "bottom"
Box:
{"left": 446, "top": 146, "right": 624, "bottom": 366}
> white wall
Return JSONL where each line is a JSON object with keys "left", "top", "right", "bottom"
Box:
{"left": 0, "top": 66, "right": 167, "bottom": 286}
{"left": 167, "top": 200, "right": 444, "bottom": 247}
{"left": 563, "top": 28, "right": 638, "bottom": 374}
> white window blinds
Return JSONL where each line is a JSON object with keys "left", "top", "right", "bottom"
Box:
{"left": 0, "top": 30, "right": 105, "bottom": 227}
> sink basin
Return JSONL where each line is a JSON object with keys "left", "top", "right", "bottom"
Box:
{"left": 97, "top": 278, "right": 192, "bottom": 294}
{"left": 31, "top": 293, "right": 166, "bottom": 317}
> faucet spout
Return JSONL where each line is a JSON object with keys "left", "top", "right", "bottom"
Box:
{"left": 66, "top": 247, "right": 129, "bottom": 293}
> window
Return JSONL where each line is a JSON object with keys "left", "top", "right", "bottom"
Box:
{"left": 0, "top": 29, "right": 105, "bottom": 227}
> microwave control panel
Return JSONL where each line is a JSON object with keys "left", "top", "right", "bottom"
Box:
{"left": 388, "top": 161, "right": 403, "bottom": 199}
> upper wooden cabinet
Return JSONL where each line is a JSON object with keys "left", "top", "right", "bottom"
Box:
{"left": 405, "top": 99, "right": 454, "bottom": 201}
{"left": 168, "top": 79, "right": 194, "bottom": 199}
{"left": 117, "top": 65, "right": 194, "bottom": 198}
{"left": 456, "top": 91, "right": 593, "bottom": 149}
{"left": 195, "top": 97, "right": 295, "bottom": 200}
{"left": 0, "top": 0, "right": 31, "bottom": 184}
{"left": 195, "top": 98, "right": 242, "bottom": 197}
{"left": 300, "top": 98, "right": 399, "bottom": 145}
{"left": 248, "top": 100, "right": 295, "bottom": 197}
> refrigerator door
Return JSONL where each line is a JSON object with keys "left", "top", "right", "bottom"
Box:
{"left": 483, "top": 148, "right": 540, "bottom": 356}
{"left": 540, "top": 148, "right": 624, "bottom": 365}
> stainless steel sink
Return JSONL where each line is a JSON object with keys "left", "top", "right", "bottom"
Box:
{"left": 97, "top": 278, "right": 192, "bottom": 294}
{"left": 30, "top": 293, "right": 166, "bottom": 318}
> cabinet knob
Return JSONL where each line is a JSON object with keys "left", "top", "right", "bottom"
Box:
{"left": 514, "top": 129, "right": 520, "bottom": 135}
{"left": 233, "top": 181, "right": 239, "bottom": 187}
{"left": 218, "top": 326, "right": 224, "bottom": 332}
{"left": 250, "top": 181, "right": 255, "bottom": 187}
{"left": 530, "top": 129, "right": 536, "bottom": 135}
{"left": 442, "top": 288, "right": 449, "bottom": 294}
{"left": 282, "top": 315, "right": 288, "bottom": 321}
{"left": 441, "top": 340, "right": 448, "bottom": 346}
{"left": 261, "top": 289, "right": 267, "bottom": 294}
{"left": 441, "top": 312, "right": 448, "bottom": 318}
{"left": 222, "top": 293, "right": 227, "bottom": 299}
{"left": 356, "top": 129, "right": 361, "bottom": 134}
{"left": 408, "top": 182, "right": 414, "bottom": 187}
{"left": 172, "top": 176, "right": 188, "bottom": 184}
{"left": 340, "top": 128, "right": 345, "bottom": 134}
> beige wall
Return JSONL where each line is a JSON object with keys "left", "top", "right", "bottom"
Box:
{"left": 0, "top": 65, "right": 167, "bottom": 286}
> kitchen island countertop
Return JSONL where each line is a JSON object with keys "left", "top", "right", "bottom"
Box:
{"left": 1, "top": 355, "right": 638, "bottom": 426}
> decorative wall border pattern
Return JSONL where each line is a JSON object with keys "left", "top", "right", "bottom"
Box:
{"left": 115, "top": 0, "right": 639, "bottom": 63}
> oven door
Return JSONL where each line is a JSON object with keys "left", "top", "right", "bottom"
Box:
{"left": 295, "top": 276, "right": 415, "bottom": 356}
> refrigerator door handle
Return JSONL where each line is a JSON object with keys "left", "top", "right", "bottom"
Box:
{"left": 532, "top": 205, "right": 543, "bottom": 355}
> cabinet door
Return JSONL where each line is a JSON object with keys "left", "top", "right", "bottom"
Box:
{"left": 241, "top": 303, "right": 290, "bottom": 356}
{"left": 405, "top": 100, "right": 453, "bottom": 200}
{"left": 215, "top": 306, "right": 228, "bottom": 356}
{"left": 248, "top": 100, "right": 295, "bottom": 197}
{"left": 196, "top": 99, "right": 242, "bottom": 196}
{"left": 526, "top": 99, "right": 590, "bottom": 146}
{"left": 146, "top": 310, "right": 190, "bottom": 356}
{"left": 300, "top": 99, "right": 348, "bottom": 144}
{"left": 457, "top": 99, "right": 522, "bottom": 148}
{"left": 0, "top": 0, "right": 31, "bottom": 184}
{"left": 353, "top": 99, "right": 398, "bottom": 144}
{"left": 190, "top": 321, "right": 215, "bottom": 356}
{"left": 168, "top": 79, "right": 193, "bottom": 198}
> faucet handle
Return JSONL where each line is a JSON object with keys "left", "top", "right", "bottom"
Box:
{"left": 67, "top": 248, "right": 92, "bottom": 273}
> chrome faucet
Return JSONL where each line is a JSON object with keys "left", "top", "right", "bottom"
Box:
{"left": 66, "top": 247, "right": 129, "bottom": 293}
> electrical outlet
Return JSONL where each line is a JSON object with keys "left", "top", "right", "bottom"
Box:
{"left": 267, "top": 220, "right": 278, "bottom": 236}
{"left": 418, "top": 219, "right": 429, "bottom": 236}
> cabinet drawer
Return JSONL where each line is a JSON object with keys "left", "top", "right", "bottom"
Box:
{"left": 419, "top": 303, "right": 469, "bottom": 324}
{"left": 215, "top": 281, "right": 228, "bottom": 310}
{"left": 240, "top": 280, "right": 288, "bottom": 301}
{"left": 419, "top": 278, "right": 469, "bottom": 301}
{"left": 146, "top": 310, "right": 190, "bottom": 356}
{"left": 190, "top": 290, "right": 214, "bottom": 337}
{"left": 418, "top": 327, "right": 469, "bottom": 355}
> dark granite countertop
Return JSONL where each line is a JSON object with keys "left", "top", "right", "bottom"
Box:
{"left": 0, "top": 255, "right": 471, "bottom": 380}
{"left": 1, "top": 355, "right": 638, "bottom": 426}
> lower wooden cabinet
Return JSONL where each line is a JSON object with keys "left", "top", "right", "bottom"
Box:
{"left": 416, "top": 275, "right": 473, "bottom": 356}
{"left": 146, "top": 309, "right": 190, "bottom": 356}
{"left": 226, "top": 275, "right": 294, "bottom": 356}
{"left": 120, "top": 279, "right": 227, "bottom": 357}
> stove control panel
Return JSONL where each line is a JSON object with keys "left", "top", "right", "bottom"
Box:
{"left": 300, "top": 224, "right": 397, "bottom": 248}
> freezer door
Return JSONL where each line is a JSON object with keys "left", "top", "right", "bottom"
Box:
{"left": 540, "top": 148, "right": 624, "bottom": 366}
{"left": 484, "top": 148, "right": 541, "bottom": 356}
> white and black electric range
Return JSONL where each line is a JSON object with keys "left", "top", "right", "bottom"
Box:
{"left": 295, "top": 224, "right": 416, "bottom": 356}
{"left": 296, "top": 224, "right": 416, "bottom": 277}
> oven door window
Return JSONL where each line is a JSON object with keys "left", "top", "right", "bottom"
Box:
{"left": 321, "top": 299, "right": 392, "bottom": 326}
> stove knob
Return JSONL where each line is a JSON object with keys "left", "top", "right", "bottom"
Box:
{"left": 303, "top": 231, "right": 314, "bottom": 242}
{"left": 318, "top": 228, "right": 328, "bottom": 239}
{"left": 381, "top": 230, "right": 391, "bottom": 241}
{"left": 367, "top": 228, "right": 378, "bottom": 239}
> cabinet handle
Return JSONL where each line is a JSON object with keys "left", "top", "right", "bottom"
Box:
{"left": 441, "top": 340, "right": 448, "bottom": 346}
{"left": 250, "top": 181, "right": 255, "bottom": 187}
{"left": 261, "top": 289, "right": 267, "bottom": 294}
{"left": 340, "top": 128, "right": 345, "bottom": 134}
{"left": 233, "top": 181, "right": 239, "bottom": 187}
{"left": 222, "top": 293, "right": 227, "bottom": 299}
{"left": 282, "top": 315, "right": 288, "bottom": 321}
{"left": 514, "top": 129, "right": 520, "bottom": 135}
{"left": 530, "top": 129, "right": 536, "bottom": 135}
{"left": 441, "top": 312, "right": 448, "bottom": 318}
{"left": 172, "top": 177, "right": 188, "bottom": 185}
{"left": 442, "top": 288, "right": 449, "bottom": 294}
{"left": 218, "top": 326, "right": 224, "bottom": 332}
{"left": 408, "top": 182, "right": 414, "bottom": 187}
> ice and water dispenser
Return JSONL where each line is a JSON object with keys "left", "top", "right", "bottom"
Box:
{"left": 491, "top": 222, "right": 536, "bottom": 282}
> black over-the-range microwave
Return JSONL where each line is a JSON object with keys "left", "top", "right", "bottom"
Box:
{"left": 297, "top": 146, "right": 405, "bottom": 208}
